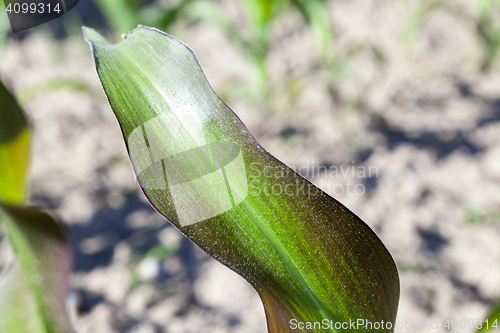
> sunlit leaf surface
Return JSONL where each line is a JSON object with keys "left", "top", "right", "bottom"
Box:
{"left": 84, "top": 25, "right": 399, "bottom": 332}
{"left": 0, "top": 81, "right": 29, "bottom": 205}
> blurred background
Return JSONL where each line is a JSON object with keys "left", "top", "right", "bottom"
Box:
{"left": 1, "top": 0, "right": 500, "bottom": 332}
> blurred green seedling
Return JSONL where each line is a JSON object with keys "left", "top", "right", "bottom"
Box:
{"left": 405, "top": 0, "right": 500, "bottom": 72}
{"left": 0, "top": 79, "right": 75, "bottom": 333}
{"left": 130, "top": 228, "right": 183, "bottom": 289}
{"left": 465, "top": 207, "right": 500, "bottom": 224}
{"left": 93, "top": 0, "right": 196, "bottom": 41}
{"left": 189, "top": 0, "right": 336, "bottom": 114}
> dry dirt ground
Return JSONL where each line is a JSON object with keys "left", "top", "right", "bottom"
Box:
{"left": 1, "top": 0, "right": 500, "bottom": 332}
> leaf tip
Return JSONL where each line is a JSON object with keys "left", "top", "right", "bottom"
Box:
{"left": 82, "top": 26, "right": 109, "bottom": 46}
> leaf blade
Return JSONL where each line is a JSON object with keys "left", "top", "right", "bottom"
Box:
{"left": 0, "top": 80, "right": 30, "bottom": 205}
{"left": 0, "top": 205, "right": 74, "bottom": 333}
{"left": 0, "top": 262, "right": 47, "bottom": 333}
{"left": 84, "top": 25, "right": 399, "bottom": 332}
{"left": 0, "top": 79, "right": 75, "bottom": 333}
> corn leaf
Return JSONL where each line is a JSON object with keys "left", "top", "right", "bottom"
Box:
{"left": 83, "top": 25, "right": 399, "bottom": 332}
{"left": 290, "top": 0, "right": 333, "bottom": 62}
{"left": 0, "top": 79, "right": 75, "bottom": 333}
{"left": 0, "top": 80, "right": 29, "bottom": 205}
{"left": 0, "top": 206, "right": 75, "bottom": 333}
{"left": 0, "top": 262, "right": 46, "bottom": 333}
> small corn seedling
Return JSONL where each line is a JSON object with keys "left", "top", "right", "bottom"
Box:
{"left": 93, "top": 0, "right": 196, "bottom": 41}
{"left": 188, "top": 0, "right": 334, "bottom": 113}
{"left": 405, "top": 0, "right": 500, "bottom": 72}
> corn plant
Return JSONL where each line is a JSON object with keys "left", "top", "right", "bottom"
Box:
{"left": 406, "top": 2, "right": 500, "bottom": 327}
{"left": 83, "top": 25, "right": 400, "bottom": 332}
{"left": 475, "top": 0, "right": 500, "bottom": 71}
{"left": 0, "top": 80, "right": 75, "bottom": 333}
{"left": 406, "top": 0, "right": 500, "bottom": 72}
{"left": 93, "top": 0, "right": 196, "bottom": 40}
{"left": 189, "top": 0, "right": 333, "bottom": 113}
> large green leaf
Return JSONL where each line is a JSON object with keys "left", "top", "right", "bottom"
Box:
{"left": 290, "top": 0, "right": 333, "bottom": 62}
{"left": 0, "top": 79, "right": 75, "bottom": 333}
{"left": 84, "top": 25, "right": 399, "bottom": 332}
{"left": 0, "top": 206, "right": 75, "bottom": 333}
{"left": 0, "top": 262, "right": 46, "bottom": 333}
